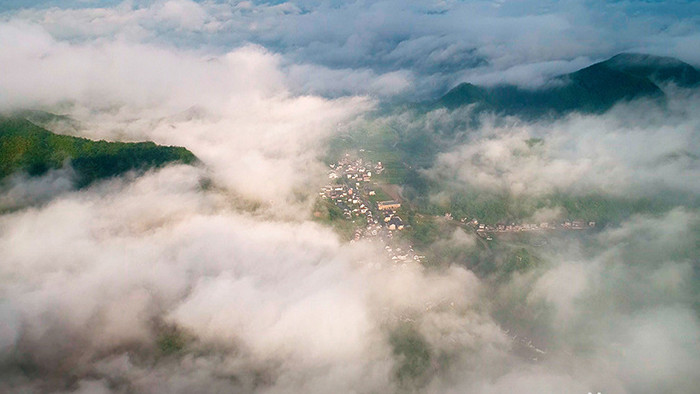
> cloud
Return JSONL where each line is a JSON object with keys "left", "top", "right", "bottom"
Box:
{"left": 426, "top": 92, "right": 700, "bottom": 198}
{"left": 0, "top": 21, "right": 374, "bottom": 214}
{"left": 286, "top": 64, "right": 413, "bottom": 98}
{"left": 444, "top": 208, "right": 700, "bottom": 394}
{"left": 460, "top": 57, "right": 594, "bottom": 88}
{"left": 0, "top": 1, "right": 699, "bottom": 393}
{"left": 0, "top": 166, "right": 76, "bottom": 210}
{"left": 0, "top": 21, "right": 284, "bottom": 113}
{"left": 4, "top": 1, "right": 699, "bottom": 98}
{"left": 153, "top": 0, "right": 208, "bottom": 31}
{"left": 0, "top": 165, "right": 504, "bottom": 393}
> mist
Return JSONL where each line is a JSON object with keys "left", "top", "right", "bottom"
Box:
{"left": 427, "top": 91, "right": 700, "bottom": 198}
{"left": 1, "top": 1, "right": 699, "bottom": 393}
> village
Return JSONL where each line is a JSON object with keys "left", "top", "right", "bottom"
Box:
{"left": 317, "top": 154, "right": 567, "bottom": 362}
{"left": 320, "top": 153, "right": 597, "bottom": 254}
{"left": 319, "top": 155, "right": 425, "bottom": 265}
{"left": 462, "top": 216, "right": 595, "bottom": 235}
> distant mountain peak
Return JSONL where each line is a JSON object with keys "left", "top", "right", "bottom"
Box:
{"left": 602, "top": 53, "right": 700, "bottom": 88}
{"left": 607, "top": 52, "right": 689, "bottom": 67}
{"left": 437, "top": 53, "right": 699, "bottom": 118}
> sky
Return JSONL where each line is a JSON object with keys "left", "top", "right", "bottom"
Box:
{"left": 0, "top": 1, "right": 699, "bottom": 393}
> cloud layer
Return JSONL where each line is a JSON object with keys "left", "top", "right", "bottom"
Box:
{"left": 0, "top": 1, "right": 699, "bottom": 393}
{"left": 0, "top": 165, "right": 497, "bottom": 393}
{"left": 428, "top": 93, "right": 700, "bottom": 197}
{"left": 3, "top": 0, "right": 699, "bottom": 98}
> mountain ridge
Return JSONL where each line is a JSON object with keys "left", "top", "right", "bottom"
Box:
{"left": 437, "top": 53, "right": 699, "bottom": 117}
{"left": 0, "top": 114, "right": 197, "bottom": 187}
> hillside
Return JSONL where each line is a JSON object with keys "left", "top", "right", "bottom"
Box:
{"left": 438, "top": 53, "right": 699, "bottom": 117}
{"left": 0, "top": 115, "right": 197, "bottom": 186}
{"left": 603, "top": 53, "right": 700, "bottom": 88}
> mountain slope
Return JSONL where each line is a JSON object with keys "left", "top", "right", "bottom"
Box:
{"left": 0, "top": 115, "right": 197, "bottom": 186}
{"left": 438, "top": 53, "right": 698, "bottom": 117}
{"left": 603, "top": 53, "right": 700, "bottom": 88}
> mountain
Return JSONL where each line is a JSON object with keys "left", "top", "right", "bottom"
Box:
{"left": 0, "top": 115, "right": 197, "bottom": 186}
{"left": 602, "top": 53, "right": 700, "bottom": 88}
{"left": 438, "top": 53, "right": 699, "bottom": 117}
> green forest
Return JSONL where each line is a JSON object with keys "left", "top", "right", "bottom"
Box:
{"left": 0, "top": 115, "right": 196, "bottom": 186}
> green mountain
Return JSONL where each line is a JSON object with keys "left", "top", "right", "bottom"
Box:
{"left": 602, "top": 53, "right": 700, "bottom": 88}
{"left": 0, "top": 115, "right": 197, "bottom": 186}
{"left": 438, "top": 53, "right": 698, "bottom": 117}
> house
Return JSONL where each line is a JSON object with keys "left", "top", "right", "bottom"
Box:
{"left": 387, "top": 216, "right": 404, "bottom": 230}
{"left": 378, "top": 200, "right": 401, "bottom": 210}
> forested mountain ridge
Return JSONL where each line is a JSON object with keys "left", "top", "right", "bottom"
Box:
{"left": 0, "top": 115, "right": 197, "bottom": 186}
{"left": 438, "top": 53, "right": 699, "bottom": 117}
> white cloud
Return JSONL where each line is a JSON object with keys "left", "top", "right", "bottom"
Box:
{"left": 154, "top": 0, "right": 208, "bottom": 31}
{"left": 0, "top": 165, "right": 500, "bottom": 393}
{"left": 5, "top": 0, "right": 699, "bottom": 98}
{"left": 0, "top": 22, "right": 374, "bottom": 214}
{"left": 427, "top": 94, "right": 700, "bottom": 197}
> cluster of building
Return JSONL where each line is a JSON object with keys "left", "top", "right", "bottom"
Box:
{"left": 322, "top": 155, "right": 406, "bottom": 231}
{"left": 379, "top": 202, "right": 404, "bottom": 230}
{"left": 320, "top": 183, "right": 371, "bottom": 220}
{"left": 457, "top": 217, "right": 596, "bottom": 234}
{"left": 504, "top": 329, "right": 547, "bottom": 362}
{"left": 320, "top": 155, "right": 423, "bottom": 265}
{"left": 328, "top": 155, "right": 383, "bottom": 181}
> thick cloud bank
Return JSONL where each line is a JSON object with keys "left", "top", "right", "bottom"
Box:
{"left": 0, "top": 21, "right": 370, "bottom": 215}
{"left": 427, "top": 93, "right": 700, "bottom": 198}
{"left": 0, "top": 166, "right": 493, "bottom": 393}
{"left": 2, "top": 168, "right": 698, "bottom": 393}
{"left": 1, "top": 2, "right": 699, "bottom": 394}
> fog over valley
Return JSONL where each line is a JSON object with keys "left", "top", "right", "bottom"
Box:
{"left": 0, "top": 1, "right": 699, "bottom": 393}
